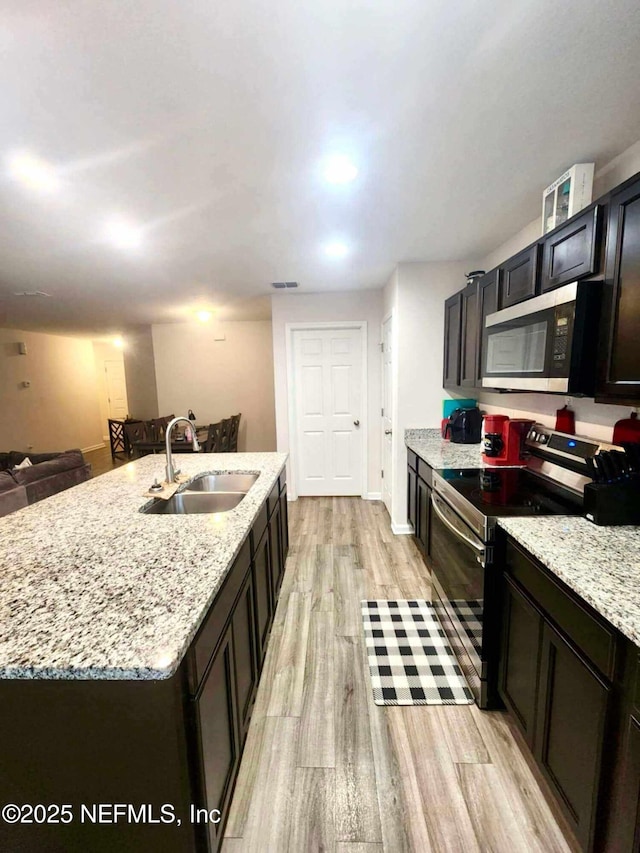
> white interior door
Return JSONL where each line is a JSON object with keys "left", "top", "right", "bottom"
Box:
{"left": 105, "top": 360, "right": 128, "bottom": 420}
{"left": 381, "top": 315, "right": 393, "bottom": 514}
{"left": 292, "top": 326, "right": 364, "bottom": 497}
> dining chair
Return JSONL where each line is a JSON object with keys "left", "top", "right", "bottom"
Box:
{"left": 204, "top": 422, "right": 222, "bottom": 453}
{"left": 228, "top": 413, "right": 241, "bottom": 452}
{"left": 123, "top": 421, "right": 149, "bottom": 457}
{"left": 219, "top": 418, "right": 232, "bottom": 452}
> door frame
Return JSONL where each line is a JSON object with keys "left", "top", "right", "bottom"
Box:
{"left": 285, "top": 320, "right": 368, "bottom": 501}
{"left": 380, "top": 311, "right": 394, "bottom": 517}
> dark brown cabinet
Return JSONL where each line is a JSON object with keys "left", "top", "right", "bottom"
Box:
{"left": 196, "top": 625, "right": 240, "bottom": 853}
{"left": 269, "top": 500, "right": 283, "bottom": 598}
{"left": 597, "top": 176, "right": 640, "bottom": 401}
{"left": 232, "top": 569, "right": 258, "bottom": 741}
{"left": 407, "top": 460, "right": 417, "bottom": 533}
{"left": 534, "top": 622, "right": 610, "bottom": 852}
{"left": 416, "top": 475, "right": 431, "bottom": 556}
{"left": 499, "top": 243, "right": 541, "bottom": 308}
{"left": 460, "top": 281, "right": 479, "bottom": 388}
{"left": 499, "top": 574, "right": 542, "bottom": 748}
{"left": 499, "top": 537, "right": 618, "bottom": 852}
{"left": 476, "top": 269, "right": 500, "bottom": 386}
{"left": 443, "top": 291, "right": 462, "bottom": 388}
{"left": 252, "top": 523, "right": 273, "bottom": 667}
{"left": 541, "top": 206, "right": 602, "bottom": 292}
{"left": 280, "top": 483, "right": 289, "bottom": 564}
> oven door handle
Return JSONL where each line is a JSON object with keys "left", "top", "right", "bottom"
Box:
{"left": 431, "top": 493, "right": 486, "bottom": 560}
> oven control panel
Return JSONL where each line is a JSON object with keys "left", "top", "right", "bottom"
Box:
{"left": 526, "top": 423, "right": 619, "bottom": 463}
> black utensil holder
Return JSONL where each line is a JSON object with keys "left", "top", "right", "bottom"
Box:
{"left": 584, "top": 480, "right": 640, "bottom": 526}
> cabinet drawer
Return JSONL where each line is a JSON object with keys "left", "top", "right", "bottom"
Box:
{"left": 505, "top": 540, "right": 616, "bottom": 680}
{"left": 267, "top": 480, "right": 280, "bottom": 517}
{"left": 417, "top": 458, "right": 432, "bottom": 486}
{"left": 407, "top": 449, "right": 417, "bottom": 472}
{"left": 191, "top": 537, "right": 252, "bottom": 694}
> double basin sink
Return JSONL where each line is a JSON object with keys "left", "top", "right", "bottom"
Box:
{"left": 142, "top": 473, "right": 258, "bottom": 515}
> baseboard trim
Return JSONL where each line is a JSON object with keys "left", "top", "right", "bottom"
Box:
{"left": 82, "top": 442, "right": 106, "bottom": 453}
{"left": 391, "top": 522, "right": 414, "bottom": 535}
{"left": 364, "top": 492, "right": 382, "bottom": 500}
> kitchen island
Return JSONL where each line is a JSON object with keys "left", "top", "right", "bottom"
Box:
{"left": 0, "top": 452, "right": 288, "bottom": 853}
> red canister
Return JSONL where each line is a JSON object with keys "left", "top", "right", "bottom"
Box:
{"left": 555, "top": 405, "right": 575, "bottom": 435}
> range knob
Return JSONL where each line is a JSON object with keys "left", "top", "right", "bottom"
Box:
{"left": 538, "top": 434, "right": 548, "bottom": 444}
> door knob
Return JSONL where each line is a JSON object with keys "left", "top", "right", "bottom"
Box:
{"left": 353, "top": 420, "right": 360, "bottom": 427}
{"left": 385, "top": 429, "right": 392, "bottom": 435}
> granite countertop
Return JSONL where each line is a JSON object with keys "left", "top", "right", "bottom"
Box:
{"left": 405, "top": 428, "right": 489, "bottom": 469}
{"left": 0, "top": 452, "right": 287, "bottom": 681}
{"left": 498, "top": 516, "right": 640, "bottom": 647}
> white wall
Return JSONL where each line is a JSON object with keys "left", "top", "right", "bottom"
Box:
{"left": 386, "top": 262, "right": 474, "bottom": 530}
{"left": 271, "top": 290, "right": 383, "bottom": 498}
{"left": 0, "top": 327, "right": 103, "bottom": 453}
{"left": 476, "top": 136, "right": 640, "bottom": 442}
{"left": 152, "top": 320, "right": 276, "bottom": 452}
{"left": 123, "top": 325, "right": 159, "bottom": 421}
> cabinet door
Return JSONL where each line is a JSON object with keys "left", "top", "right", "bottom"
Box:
{"left": 498, "top": 575, "right": 543, "bottom": 748}
{"left": 476, "top": 269, "right": 499, "bottom": 386}
{"left": 416, "top": 477, "right": 430, "bottom": 557}
{"left": 197, "top": 626, "right": 239, "bottom": 853}
{"left": 279, "top": 485, "right": 289, "bottom": 565}
{"left": 443, "top": 291, "right": 463, "bottom": 388}
{"left": 534, "top": 622, "right": 610, "bottom": 851}
{"left": 597, "top": 178, "right": 640, "bottom": 400}
{"left": 499, "top": 244, "right": 541, "bottom": 308}
{"left": 233, "top": 569, "right": 258, "bottom": 742}
{"left": 459, "top": 282, "right": 479, "bottom": 388}
{"left": 541, "top": 206, "right": 602, "bottom": 292}
{"left": 253, "top": 528, "right": 273, "bottom": 668}
{"left": 407, "top": 464, "right": 417, "bottom": 534}
{"left": 269, "top": 501, "right": 283, "bottom": 600}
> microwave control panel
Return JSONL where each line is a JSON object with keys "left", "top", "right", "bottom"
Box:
{"left": 550, "top": 304, "right": 574, "bottom": 375}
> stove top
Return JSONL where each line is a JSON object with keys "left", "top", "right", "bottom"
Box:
{"left": 435, "top": 467, "right": 583, "bottom": 518}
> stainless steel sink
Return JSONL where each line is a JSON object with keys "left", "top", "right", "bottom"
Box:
{"left": 185, "top": 473, "right": 258, "bottom": 494}
{"left": 142, "top": 492, "right": 245, "bottom": 515}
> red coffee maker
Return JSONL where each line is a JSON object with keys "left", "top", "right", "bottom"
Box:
{"left": 482, "top": 415, "right": 534, "bottom": 466}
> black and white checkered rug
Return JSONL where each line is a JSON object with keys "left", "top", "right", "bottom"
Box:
{"left": 361, "top": 599, "right": 474, "bottom": 706}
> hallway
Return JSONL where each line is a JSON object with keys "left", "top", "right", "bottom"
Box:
{"left": 222, "top": 497, "right": 577, "bottom": 852}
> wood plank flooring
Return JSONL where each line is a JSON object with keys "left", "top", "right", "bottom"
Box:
{"left": 223, "top": 497, "right": 579, "bottom": 853}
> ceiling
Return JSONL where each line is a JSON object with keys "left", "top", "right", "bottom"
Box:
{"left": 1, "top": 0, "right": 640, "bottom": 335}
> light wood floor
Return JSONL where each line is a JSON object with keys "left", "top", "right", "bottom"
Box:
{"left": 223, "top": 497, "right": 579, "bottom": 853}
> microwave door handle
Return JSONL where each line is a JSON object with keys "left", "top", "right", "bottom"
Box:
{"left": 431, "top": 494, "right": 486, "bottom": 559}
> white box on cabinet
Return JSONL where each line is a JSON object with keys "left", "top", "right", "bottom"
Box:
{"left": 542, "top": 163, "right": 594, "bottom": 234}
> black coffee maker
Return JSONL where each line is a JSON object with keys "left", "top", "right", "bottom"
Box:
{"left": 445, "top": 408, "right": 483, "bottom": 444}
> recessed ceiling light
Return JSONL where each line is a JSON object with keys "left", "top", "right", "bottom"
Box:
{"left": 196, "top": 310, "right": 212, "bottom": 323}
{"left": 112, "top": 336, "right": 124, "bottom": 348}
{"left": 324, "top": 155, "right": 358, "bottom": 184}
{"left": 324, "top": 241, "right": 349, "bottom": 258}
{"left": 6, "top": 151, "right": 60, "bottom": 192}
{"left": 104, "top": 217, "right": 143, "bottom": 250}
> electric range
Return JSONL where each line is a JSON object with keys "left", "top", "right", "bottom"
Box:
{"left": 428, "top": 423, "right": 618, "bottom": 708}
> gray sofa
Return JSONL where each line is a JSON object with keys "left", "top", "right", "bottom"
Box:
{"left": 0, "top": 450, "right": 92, "bottom": 518}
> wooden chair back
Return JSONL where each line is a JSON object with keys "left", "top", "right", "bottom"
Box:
{"left": 228, "top": 413, "right": 241, "bottom": 452}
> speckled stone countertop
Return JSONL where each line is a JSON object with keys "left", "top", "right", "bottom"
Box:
{"left": 405, "top": 428, "right": 489, "bottom": 469}
{"left": 0, "top": 452, "right": 287, "bottom": 681}
{"left": 498, "top": 516, "right": 640, "bottom": 647}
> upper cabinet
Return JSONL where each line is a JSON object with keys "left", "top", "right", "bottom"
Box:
{"left": 499, "top": 244, "right": 541, "bottom": 308}
{"left": 475, "top": 269, "right": 500, "bottom": 387}
{"left": 597, "top": 176, "right": 640, "bottom": 402}
{"left": 459, "top": 281, "right": 479, "bottom": 388}
{"left": 540, "top": 205, "right": 602, "bottom": 292}
{"left": 443, "top": 291, "right": 462, "bottom": 388}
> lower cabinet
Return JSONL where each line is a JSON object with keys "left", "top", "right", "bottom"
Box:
{"left": 280, "top": 483, "right": 289, "bottom": 564}
{"left": 407, "top": 463, "right": 417, "bottom": 533}
{"left": 407, "top": 452, "right": 432, "bottom": 558}
{"left": 499, "top": 538, "right": 617, "bottom": 852}
{"left": 499, "top": 574, "right": 543, "bottom": 748}
{"left": 269, "top": 499, "right": 284, "bottom": 597}
{"left": 196, "top": 625, "right": 240, "bottom": 853}
{"left": 416, "top": 475, "right": 431, "bottom": 556}
{"left": 252, "top": 523, "right": 274, "bottom": 668}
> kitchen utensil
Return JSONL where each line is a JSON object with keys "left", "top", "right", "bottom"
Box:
{"left": 555, "top": 404, "right": 575, "bottom": 435}
{"left": 613, "top": 411, "right": 640, "bottom": 445}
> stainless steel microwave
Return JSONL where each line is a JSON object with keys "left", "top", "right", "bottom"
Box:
{"left": 481, "top": 281, "right": 601, "bottom": 395}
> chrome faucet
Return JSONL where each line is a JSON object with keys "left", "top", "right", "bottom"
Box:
{"left": 165, "top": 416, "right": 201, "bottom": 483}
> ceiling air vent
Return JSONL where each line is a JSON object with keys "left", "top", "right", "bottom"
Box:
{"left": 271, "top": 281, "right": 299, "bottom": 289}
{"left": 13, "top": 290, "right": 52, "bottom": 298}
